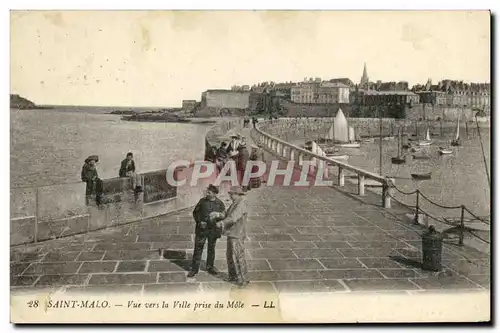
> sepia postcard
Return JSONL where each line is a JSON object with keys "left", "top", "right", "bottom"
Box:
{"left": 9, "top": 10, "right": 491, "bottom": 323}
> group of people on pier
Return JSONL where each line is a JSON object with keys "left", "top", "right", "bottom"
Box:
{"left": 80, "top": 152, "right": 143, "bottom": 206}
{"left": 243, "top": 116, "right": 259, "bottom": 129}
{"left": 207, "top": 132, "right": 264, "bottom": 191}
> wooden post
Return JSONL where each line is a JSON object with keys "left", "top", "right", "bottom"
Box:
{"left": 414, "top": 191, "right": 420, "bottom": 225}
{"left": 338, "top": 167, "right": 345, "bottom": 187}
{"left": 358, "top": 174, "right": 365, "bottom": 196}
{"left": 459, "top": 205, "right": 465, "bottom": 246}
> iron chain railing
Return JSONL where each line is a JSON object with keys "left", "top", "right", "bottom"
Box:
{"left": 390, "top": 183, "right": 490, "bottom": 245}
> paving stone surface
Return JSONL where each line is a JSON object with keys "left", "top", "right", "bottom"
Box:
{"left": 10, "top": 128, "right": 490, "bottom": 295}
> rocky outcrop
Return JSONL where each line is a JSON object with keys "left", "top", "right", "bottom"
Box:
{"left": 121, "top": 112, "right": 192, "bottom": 123}
{"left": 10, "top": 94, "right": 37, "bottom": 109}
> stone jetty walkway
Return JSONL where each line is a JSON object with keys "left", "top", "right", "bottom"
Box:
{"left": 10, "top": 128, "right": 490, "bottom": 295}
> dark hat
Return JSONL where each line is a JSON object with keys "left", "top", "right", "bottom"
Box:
{"left": 85, "top": 155, "right": 99, "bottom": 163}
{"left": 207, "top": 184, "right": 219, "bottom": 194}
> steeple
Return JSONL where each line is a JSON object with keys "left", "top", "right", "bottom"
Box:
{"left": 360, "top": 63, "right": 369, "bottom": 88}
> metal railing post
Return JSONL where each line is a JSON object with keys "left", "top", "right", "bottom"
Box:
{"left": 459, "top": 205, "right": 465, "bottom": 246}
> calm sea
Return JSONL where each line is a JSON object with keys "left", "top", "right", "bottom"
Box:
{"left": 10, "top": 107, "right": 211, "bottom": 189}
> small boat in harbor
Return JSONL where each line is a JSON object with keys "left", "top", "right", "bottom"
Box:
{"left": 391, "top": 128, "right": 406, "bottom": 165}
{"left": 451, "top": 116, "right": 461, "bottom": 147}
{"left": 383, "top": 136, "right": 395, "bottom": 141}
{"left": 411, "top": 172, "right": 432, "bottom": 181}
{"left": 361, "top": 137, "right": 374, "bottom": 143}
{"left": 391, "top": 157, "right": 406, "bottom": 164}
{"left": 338, "top": 142, "right": 361, "bottom": 148}
{"left": 417, "top": 127, "right": 433, "bottom": 146}
{"left": 412, "top": 154, "right": 431, "bottom": 160}
{"left": 324, "top": 147, "right": 340, "bottom": 154}
{"left": 439, "top": 147, "right": 453, "bottom": 155}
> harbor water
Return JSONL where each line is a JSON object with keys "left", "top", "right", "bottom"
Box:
{"left": 10, "top": 108, "right": 211, "bottom": 189}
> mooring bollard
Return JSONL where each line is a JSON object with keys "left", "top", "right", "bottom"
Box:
{"left": 421, "top": 225, "right": 444, "bottom": 272}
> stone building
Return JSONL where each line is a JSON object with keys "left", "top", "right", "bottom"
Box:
{"left": 200, "top": 90, "right": 251, "bottom": 109}
{"left": 290, "top": 80, "right": 350, "bottom": 104}
{"left": 181, "top": 100, "right": 197, "bottom": 111}
{"left": 412, "top": 79, "right": 490, "bottom": 111}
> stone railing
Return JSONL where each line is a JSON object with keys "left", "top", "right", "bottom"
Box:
{"left": 253, "top": 119, "right": 393, "bottom": 209}
{"left": 10, "top": 118, "right": 243, "bottom": 246}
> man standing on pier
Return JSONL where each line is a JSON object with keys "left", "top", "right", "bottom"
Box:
{"left": 188, "top": 184, "right": 226, "bottom": 278}
{"left": 212, "top": 186, "right": 250, "bottom": 288}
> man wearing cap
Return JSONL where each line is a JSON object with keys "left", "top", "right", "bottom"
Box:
{"left": 81, "top": 155, "right": 103, "bottom": 206}
{"left": 188, "top": 184, "right": 226, "bottom": 277}
{"left": 212, "top": 186, "right": 250, "bottom": 288}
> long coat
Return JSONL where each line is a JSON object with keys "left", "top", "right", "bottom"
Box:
{"left": 192, "top": 197, "right": 226, "bottom": 237}
{"left": 236, "top": 147, "right": 250, "bottom": 171}
{"left": 221, "top": 198, "right": 248, "bottom": 239}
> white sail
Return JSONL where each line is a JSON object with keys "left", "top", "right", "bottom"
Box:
{"left": 425, "top": 127, "right": 431, "bottom": 141}
{"left": 455, "top": 117, "right": 460, "bottom": 140}
{"left": 348, "top": 126, "right": 355, "bottom": 142}
{"left": 333, "top": 108, "right": 349, "bottom": 143}
{"left": 326, "top": 124, "right": 334, "bottom": 140}
{"left": 310, "top": 141, "right": 328, "bottom": 178}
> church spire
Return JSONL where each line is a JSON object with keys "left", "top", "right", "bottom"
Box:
{"left": 360, "top": 63, "right": 369, "bottom": 88}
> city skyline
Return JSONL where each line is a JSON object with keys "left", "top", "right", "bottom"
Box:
{"left": 11, "top": 11, "right": 490, "bottom": 107}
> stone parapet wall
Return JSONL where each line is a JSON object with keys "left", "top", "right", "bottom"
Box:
{"left": 10, "top": 118, "right": 243, "bottom": 246}
{"left": 260, "top": 117, "right": 489, "bottom": 143}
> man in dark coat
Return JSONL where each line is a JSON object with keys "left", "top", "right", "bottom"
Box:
{"left": 81, "top": 155, "right": 103, "bottom": 205}
{"left": 188, "top": 184, "right": 226, "bottom": 277}
{"left": 119, "top": 152, "right": 142, "bottom": 192}
{"left": 119, "top": 152, "right": 136, "bottom": 177}
{"left": 236, "top": 142, "right": 250, "bottom": 189}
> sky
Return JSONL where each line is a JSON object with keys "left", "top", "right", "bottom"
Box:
{"left": 10, "top": 10, "right": 491, "bottom": 107}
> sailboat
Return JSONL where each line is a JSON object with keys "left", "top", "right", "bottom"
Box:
{"left": 361, "top": 137, "right": 375, "bottom": 143}
{"left": 417, "top": 126, "right": 433, "bottom": 146}
{"left": 451, "top": 116, "right": 461, "bottom": 146}
{"left": 391, "top": 128, "right": 406, "bottom": 164}
{"left": 338, "top": 126, "right": 361, "bottom": 148}
{"left": 411, "top": 172, "right": 432, "bottom": 181}
{"left": 438, "top": 147, "right": 453, "bottom": 155}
